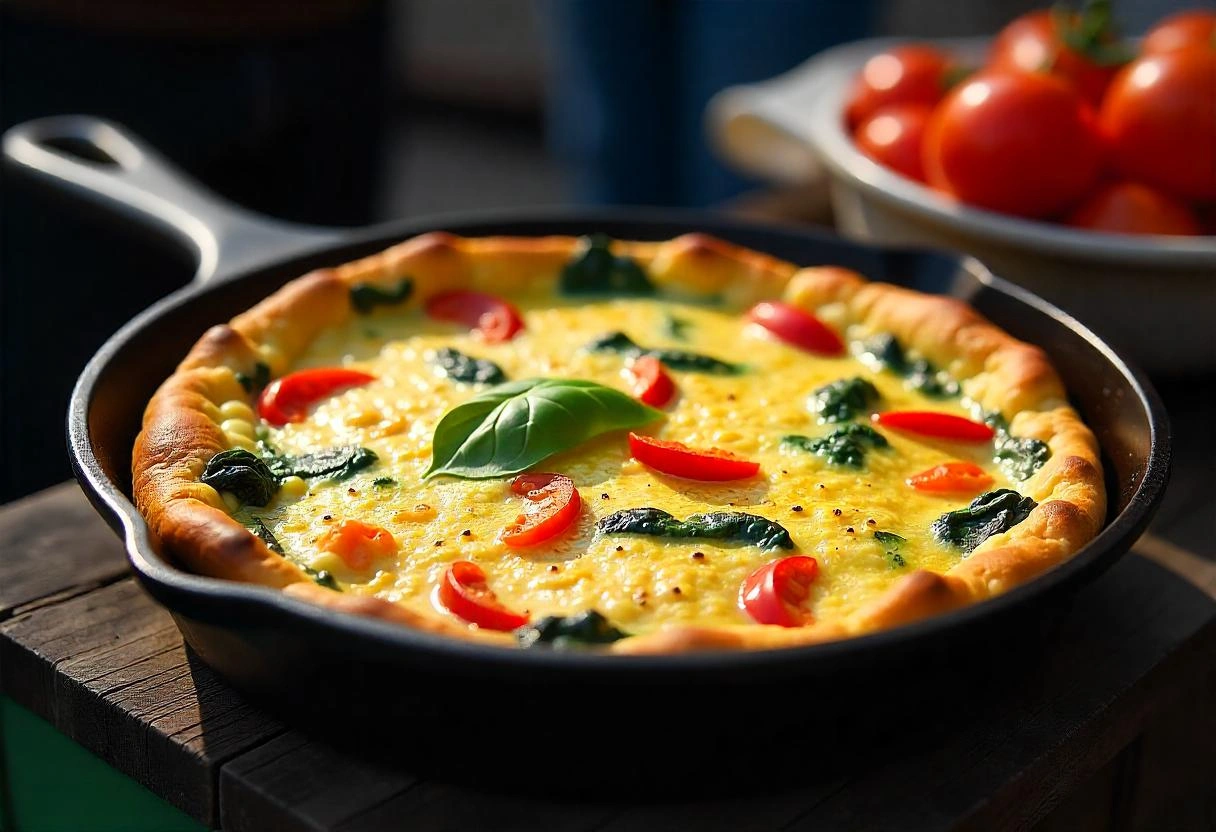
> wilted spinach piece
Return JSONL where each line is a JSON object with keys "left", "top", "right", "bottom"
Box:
{"left": 862, "top": 333, "right": 959, "bottom": 398}
{"left": 585, "top": 331, "right": 743, "bottom": 375}
{"left": 235, "top": 361, "right": 271, "bottom": 394}
{"left": 559, "top": 234, "right": 656, "bottom": 296}
{"left": 808, "top": 376, "right": 880, "bottom": 423}
{"left": 267, "top": 446, "right": 378, "bottom": 481}
{"left": 517, "top": 610, "right": 627, "bottom": 649}
{"left": 373, "top": 476, "right": 397, "bottom": 488}
{"left": 874, "top": 530, "right": 907, "bottom": 568}
{"left": 984, "top": 413, "right": 1051, "bottom": 482}
{"left": 249, "top": 516, "right": 284, "bottom": 553}
{"left": 596, "top": 507, "right": 794, "bottom": 551}
{"left": 782, "top": 424, "right": 889, "bottom": 468}
{"left": 663, "top": 312, "right": 693, "bottom": 341}
{"left": 201, "top": 449, "right": 279, "bottom": 507}
{"left": 431, "top": 347, "right": 506, "bottom": 385}
{"left": 931, "top": 489, "right": 1037, "bottom": 553}
{"left": 350, "top": 278, "right": 413, "bottom": 314}
{"left": 303, "top": 566, "right": 341, "bottom": 591}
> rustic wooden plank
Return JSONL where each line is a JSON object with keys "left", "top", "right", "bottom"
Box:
{"left": 0, "top": 579, "right": 286, "bottom": 825}
{"left": 783, "top": 554, "right": 1216, "bottom": 832}
{"left": 220, "top": 732, "right": 417, "bottom": 832}
{"left": 0, "top": 482, "right": 129, "bottom": 618}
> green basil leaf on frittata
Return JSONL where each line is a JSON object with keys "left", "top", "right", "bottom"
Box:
{"left": 350, "top": 278, "right": 414, "bottom": 314}
{"left": 424, "top": 378, "right": 662, "bottom": 479}
{"left": 201, "top": 449, "right": 279, "bottom": 507}
{"left": 930, "top": 489, "right": 1037, "bottom": 553}
{"left": 559, "top": 234, "right": 656, "bottom": 296}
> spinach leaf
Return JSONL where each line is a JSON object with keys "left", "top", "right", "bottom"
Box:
{"left": 201, "top": 449, "right": 279, "bottom": 507}
{"left": 585, "top": 331, "right": 743, "bottom": 375}
{"left": 782, "top": 424, "right": 889, "bottom": 468}
{"left": 931, "top": 489, "right": 1037, "bottom": 553}
{"left": 596, "top": 507, "right": 794, "bottom": 551}
{"left": 517, "top": 610, "right": 627, "bottom": 649}
{"left": 874, "top": 530, "right": 907, "bottom": 568}
{"left": 350, "top": 278, "right": 413, "bottom": 314}
{"left": 663, "top": 312, "right": 692, "bottom": 341}
{"left": 861, "top": 334, "right": 959, "bottom": 398}
{"left": 267, "top": 446, "right": 378, "bottom": 481}
{"left": 373, "top": 476, "right": 397, "bottom": 488}
{"left": 559, "top": 234, "right": 655, "bottom": 296}
{"left": 431, "top": 347, "right": 506, "bottom": 385}
{"left": 303, "top": 566, "right": 341, "bottom": 591}
{"left": 984, "top": 413, "right": 1051, "bottom": 482}
{"left": 235, "top": 361, "right": 271, "bottom": 395}
{"left": 425, "top": 378, "right": 661, "bottom": 479}
{"left": 249, "top": 516, "right": 284, "bottom": 554}
{"left": 808, "top": 376, "right": 880, "bottom": 423}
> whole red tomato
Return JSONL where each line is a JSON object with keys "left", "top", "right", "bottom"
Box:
{"left": 922, "top": 72, "right": 1102, "bottom": 218}
{"left": 1066, "top": 182, "right": 1201, "bottom": 235}
{"left": 1099, "top": 48, "right": 1216, "bottom": 202}
{"left": 1141, "top": 10, "right": 1216, "bottom": 55}
{"left": 854, "top": 104, "right": 931, "bottom": 182}
{"left": 844, "top": 45, "right": 954, "bottom": 130}
{"left": 988, "top": 8, "right": 1129, "bottom": 106}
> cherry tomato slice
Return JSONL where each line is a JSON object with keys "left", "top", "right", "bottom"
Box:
{"left": 739, "top": 556, "right": 819, "bottom": 627}
{"left": 317, "top": 520, "right": 397, "bottom": 570}
{"left": 746, "top": 301, "right": 845, "bottom": 356}
{"left": 625, "top": 355, "right": 675, "bottom": 407}
{"left": 438, "top": 561, "right": 528, "bottom": 631}
{"left": 628, "top": 433, "right": 760, "bottom": 481}
{"left": 907, "top": 461, "right": 995, "bottom": 494}
{"left": 501, "top": 473, "right": 582, "bottom": 548}
{"left": 873, "top": 411, "right": 995, "bottom": 442}
{"left": 257, "top": 367, "right": 377, "bottom": 426}
{"left": 425, "top": 290, "right": 524, "bottom": 342}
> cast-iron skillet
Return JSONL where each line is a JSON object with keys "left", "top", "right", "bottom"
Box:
{"left": 4, "top": 117, "right": 1170, "bottom": 793}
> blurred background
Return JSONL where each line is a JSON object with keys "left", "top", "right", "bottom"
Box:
{"left": 0, "top": 0, "right": 1194, "bottom": 502}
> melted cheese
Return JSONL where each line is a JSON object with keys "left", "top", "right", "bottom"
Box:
{"left": 234, "top": 296, "right": 1013, "bottom": 633}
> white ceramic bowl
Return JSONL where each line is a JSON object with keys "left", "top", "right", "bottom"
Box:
{"left": 710, "top": 37, "right": 1216, "bottom": 373}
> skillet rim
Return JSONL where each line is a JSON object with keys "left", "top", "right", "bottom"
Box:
{"left": 67, "top": 206, "right": 1171, "bottom": 679}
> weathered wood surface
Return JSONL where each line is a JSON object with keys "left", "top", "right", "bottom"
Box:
{"left": 0, "top": 379, "right": 1212, "bottom": 831}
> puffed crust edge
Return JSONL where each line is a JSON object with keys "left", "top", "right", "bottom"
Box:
{"left": 131, "top": 232, "right": 1105, "bottom": 654}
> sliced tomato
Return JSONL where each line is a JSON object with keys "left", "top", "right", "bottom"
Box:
{"left": 317, "top": 520, "right": 397, "bottom": 570}
{"left": 907, "top": 461, "right": 995, "bottom": 494}
{"left": 625, "top": 355, "right": 675, "bottom": 407}
{"left": 739, "top": 556, "right": 819, "bottom": 627}
{"left": 438, "top": 561, "right": 528, "bottom": 630}
{"left": 257, "top": 367, "right": 377, "bottom": 426}
{"left": 501, "top": 473, "right": 582, "bottom": 548}
{"left": 873, "top": 411, "right": 996, "bottom": 442}
{"left": 746, "top": 301, "right": 845, "bottom": 356}
{"left": 425, "top": 290, "right": 524, "bottom": 342}
{"left": 628, "top": 433, "right": 760, "bottom": 481}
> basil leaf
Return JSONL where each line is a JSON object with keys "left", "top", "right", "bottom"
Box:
{"left": 861, "top": 334, "right": 959, "bottom": 399}
{"left": 559, "top": 234, "right": 655, "bottom": 296}
{"left": 201, "top": 449, "right": 279, "bottom": 507}
{"left": 596, "top": 507, "right": 794, "bottom": 551}
{"left": 984, "top": 412, "right": 1051, "bottom": 482}
{"left": 425, "top": 378, "right": 661, "bottom": 479}
{"left": 249, "top": 516, "right": 284, "bottom": 554}
{"left": 874, "top": 530, "right": 907, "bottom": 568}
{"left": 930, "top": 489, "right": 1037, "bottom": 553}
{"left": 235, "top": 361, "right": 271, "bottom": 394}
{"left": 808, "top": 377, "right": 880, "bottom": 423}
{"left": 585, "top": 331, "right": 743, "bottom": 375}
{"left": 431, "top": 347, "right": 506, "bottom": 385}
{"left": 517, "top": 610, "right": 627, "bottom": 649}
{"left": 350, "top": 279, "right": 413, "bottom": 314}
{"left": 267, "top": 446, "right": 378, "bottom": 481}
{"left": 782, "top": 424, "right": 889, "bottom": 468}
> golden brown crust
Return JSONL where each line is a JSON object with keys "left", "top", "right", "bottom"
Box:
{"left": 133, "top": 231, "right": 1106, "bottom": 651}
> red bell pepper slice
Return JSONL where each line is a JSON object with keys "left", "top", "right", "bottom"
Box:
{"left": 501, "top": 473, "right": 582, "bottom": 548}
{"left": 257, "top": 367, "right": 377, "bottom": 426}
{"left": 746, "top": 301, "right": 845, "bottom": 356}
{"left": 317, "top": 520, "right": 397, "bottom": 571}
{"left": 438, "top": 561, "right": 529, "bottom": 631}
{"left": 425, "top": 290, "right": 524, "bottom": 342}
{"left": 628, "top": 433, "right": 760, "bottom": 481}
{"left": 873, "top": 411, "right": 996, "bottom": 442}
{"left": 739, "top": 556, "right": 819, "bottom": 627}
{"left": 907, "top": 461, "right": 995, "bottom": 493}
{"left": 625, "top": 355, "right": 675, "bottom": 407}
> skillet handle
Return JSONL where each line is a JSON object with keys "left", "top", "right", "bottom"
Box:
{"left": 2, "top": 115, "right": 344, "bottom": 283}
